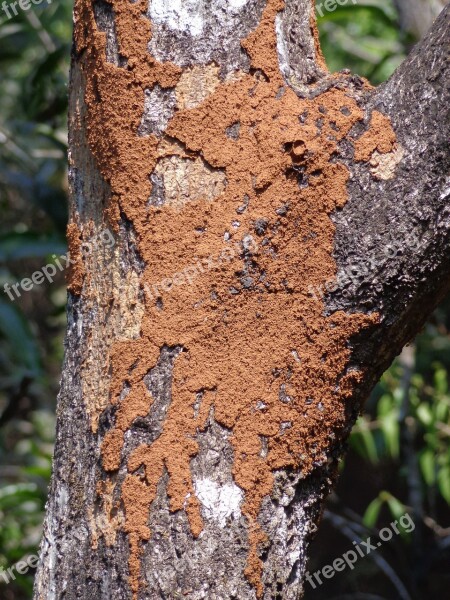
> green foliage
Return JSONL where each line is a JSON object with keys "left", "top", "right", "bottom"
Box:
{"left": 317, "top": 0, "right": 412, "bottom": 84}
{"left": 0, "top": 298, "right": 41, "bottom": 383}
{"left": 0, "top": 232, "right": 67, "bottom": 261}
{"left": 351, "top": 359, "right": 450, "bottom": 509}
{"left": 0, "top": 411, "right": 53, "bottom": 595}
{"left": 0, "top": 1, "right": 72, "bottom": 232}
{"left": 0, "top": 5, "right": 70, "bottom": 597}
{"left": 363, "top": 492, "right": 406, "bottom": 532}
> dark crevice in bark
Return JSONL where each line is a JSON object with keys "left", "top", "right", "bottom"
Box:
{"left": 148, "top": 171, "right": 166, "bottom": 207}
{"left": 140, "top": 345, "right": 183, "bottom": 442}
{"left": 69, "top": 166, "right": 85, "bottom": 213}
{"left": 119, "top": 214, "right": 146, "bottom": 276}
{"left": 93, "top": 0, "right": 125, "bottom": 66}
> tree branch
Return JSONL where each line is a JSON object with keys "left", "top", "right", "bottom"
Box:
{"left": 328, "top": 5, "right": 450, "bottom": 398}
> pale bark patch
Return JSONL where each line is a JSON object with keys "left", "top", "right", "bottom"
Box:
{"left": 175, "top": 64, "right": 221, "bottom": 110}
{"left": 152, "top": 155, "right": 227, "bottom": 209}
{"left": 89, "top": 478, "right": 125, "bottom": 548}
{"left": 138, "top": 86, "right": 177, "bottom": 136}
{"left": 194, "top": 478, "right": 244, "bottom": 527}
{"left": 150, "top": 0, "right": 250, "bottom": 37}
{"left": 369, "top": 144, "right": 405, "bottom": 180}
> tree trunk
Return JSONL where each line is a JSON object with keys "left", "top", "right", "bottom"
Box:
{"left": 33, "top": 1, "right": 449, "bottom": 599}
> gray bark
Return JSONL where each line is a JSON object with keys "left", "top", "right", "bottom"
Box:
{"left": 329, "top": 6, "right": 450, "bottom": 402}
{"left": 33, "top": 2, "right": 449, "bottom": 600}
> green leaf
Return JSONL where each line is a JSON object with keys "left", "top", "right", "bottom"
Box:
{"left": 384, "top": 493, "right": 406, "bottom": 523}
{"left": 352, "top": 417, "right": 379, "bottom": 464}
{"left": 417, "top": 403, "right": 433, "bottom": 427}
{"left": 0, "top": 483, "right": 38, "bottom": 504}
{"left": 316, "top": 2, "right": 395, "bottom": 28}
{"left": 434, "top": 395, "right": 449, "bottom": 425}
{"left": 363, "top": 496, "right": 383, "bottom": 528}
{"left": 380, "top": 413, "right": 400, "bottom": 459}
{"left": 0, "top": 24, "right": 24, "bottom": 39}
{"left": 433, "top": 365, "right": 448, "bottom": 395}
{"left": 437, "top": 467, "right": 450, "bottom": 504}
{"left": 378, "top": 393, "right": 395, "bottom": 417}
{"left": 420, "top": 449, "right": 436, "bottom": 486}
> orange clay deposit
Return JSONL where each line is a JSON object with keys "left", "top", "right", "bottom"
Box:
{"left": 354, "top": 110, "right": 397, "bottom": 161}
{"left": 70, "top": 0, "right": 397, "bottom": 596}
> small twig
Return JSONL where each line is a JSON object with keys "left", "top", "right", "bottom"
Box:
{"left": 423, "top": 515, "right": 450, "bottom": 538}
{"left": 324, "top": 510, "right": 412, "bottom": 600}
{"left": 24, "top": 10, "right": 56, "bottom": 53}
{"left": 435, "top": 421, "right": 450, "bottom": 437}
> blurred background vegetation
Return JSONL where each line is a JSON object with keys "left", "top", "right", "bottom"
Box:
{"left": 0, "top": 1, "right": 448, "bottom": 599}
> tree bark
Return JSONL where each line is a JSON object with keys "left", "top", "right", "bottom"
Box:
{"left": 33, "top": 2, "right": 449, "bottom": 599}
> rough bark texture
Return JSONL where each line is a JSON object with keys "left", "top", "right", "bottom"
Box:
{"left": 329, "top": 7, "right": 450, "bottom": 404}
{"left": 34, "top": 2, "right": 449, "bottom": 600}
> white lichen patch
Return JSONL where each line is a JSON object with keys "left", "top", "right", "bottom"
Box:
{"left": 194, "top": 478, "right": 243, "bottom": 527}
{"left": 369, "top": 144, "right": 405, "bottom": 180}
{"left": 138, "top": 86, "right": 177, "bottom": 136}
{"left": 275, "top": 13, "right": 290, "bottom": 83}
{"left": 439, "top": 176, "right": 450, "bottom": 200}
{"left": 150, "top": 0, "right": 205, "bottom": 36}
{"left": 150, "top": 0, "right": 250, "bottom": 37}
{"left": 228, "top": 0, "right": 249, "bottom": 8}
